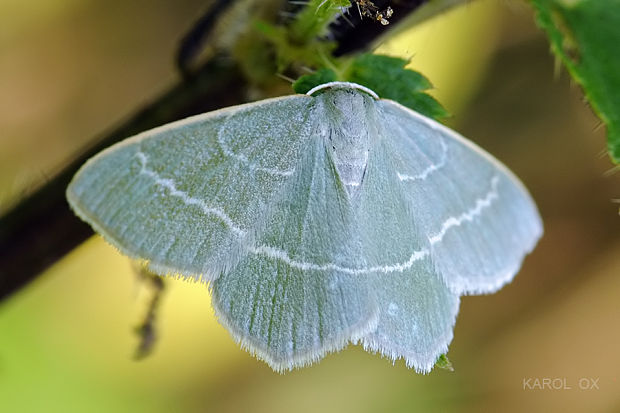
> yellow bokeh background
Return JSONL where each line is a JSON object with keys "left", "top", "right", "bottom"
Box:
{"left": 1, "top": 1, "right": 619, "bottom": 412}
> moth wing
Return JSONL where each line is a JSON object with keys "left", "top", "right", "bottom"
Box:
{"left": 210, "top": 132, "right": 376, "bottom": 371}
{"left": 355, "top": 119, "right": 459, "bottom": 372}
{"left": 378, "top": 99, "right": 543, "bottom": 295}
{"left": 67, "top": 95, "right": 314, "bottom": 281}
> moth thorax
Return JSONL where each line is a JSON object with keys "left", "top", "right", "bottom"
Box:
{"left": 330, "top": 96, "right": 373, "bottom": 191}
{"left": 316, "top": 89, "right": 376, "bottom": 192}
{"left": 330, "top": 130, "right": 369, "bottom": 191}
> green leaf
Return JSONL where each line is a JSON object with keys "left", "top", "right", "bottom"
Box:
{"left": 434, "top": 354, "right": 454, "bottom": 371}
{"left": 532, "top": 0, "right": 620, "bottom": 163}
{"left": 343, "top": 54, "right": 449, "bottom": 120}
{"left": 347, "top": 54, "right": 433, "bottom": 92}
{"left": 293, "top": 68, "right": 338, "bottom": 94}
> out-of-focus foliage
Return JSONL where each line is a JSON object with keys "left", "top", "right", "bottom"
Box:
{"left": 532, "top": 0, "right": 620, "bottom": 163}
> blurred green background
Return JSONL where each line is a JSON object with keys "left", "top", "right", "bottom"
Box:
{"left": 1, "top": 1, "right": 619, "bottom": 412}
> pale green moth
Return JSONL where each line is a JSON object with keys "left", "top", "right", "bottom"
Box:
{"left": 67, "top": 82, "right": 543, "bottom": 373}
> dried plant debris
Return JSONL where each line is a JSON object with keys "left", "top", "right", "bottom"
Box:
{"left": 351, "top": 0, "right": 394, "bottom": 25}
